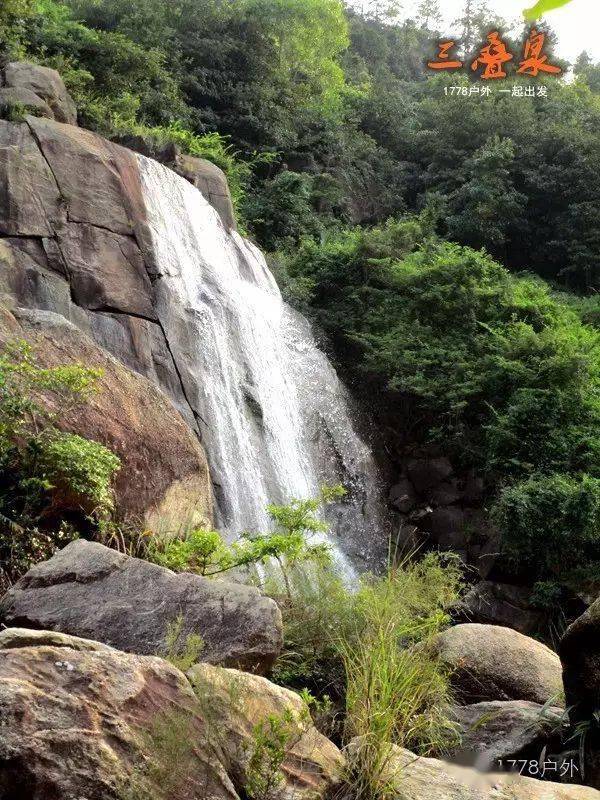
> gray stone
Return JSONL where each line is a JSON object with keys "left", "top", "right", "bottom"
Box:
{"left": 433, "top": 623, "right": 564, "bottom": 705}
{"left": 449, "top": 700, "right": 565, "bottom": 770}
{"left": 4, "top": 62, "right": 77, "bottom": 124}
{"left": 407, "top": 456, "right": 453, "bottom": 492}
{"left": 0, "top": 539, "right": 283, "bottom": 673}
{"left": 389, "top": 478, "right": 417, "bottom": 513}
{"left": 455, "top": 581, "right": 546, "bottom": 636}
{"left": 560, "top": 597, "right": 600, "bottom": 787}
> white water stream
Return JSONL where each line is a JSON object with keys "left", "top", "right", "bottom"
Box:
{"left": 138, "top": 156, "right": 386, "bottom": 569}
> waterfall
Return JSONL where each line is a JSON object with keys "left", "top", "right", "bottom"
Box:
{"left": 137, "top": 156, "right": 387, "bottom": 570}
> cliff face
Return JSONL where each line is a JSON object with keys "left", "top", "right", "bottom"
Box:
{"left": 0, "top": 65, "right": 221, "bottom": 526}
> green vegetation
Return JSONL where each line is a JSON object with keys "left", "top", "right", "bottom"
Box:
{"left": 146, "top": 485, "right": 343, "bottom": 596}
{"left": 263, "top": 551, "right": 462, "bottom": 799}
{"left": 161, "top": 615, "right": 205, "bottom": 672}
{"left": 0, "top": 340, "right": 120, "bottom": 583}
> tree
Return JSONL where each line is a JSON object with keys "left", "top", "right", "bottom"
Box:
{"left": 416, "top": 0, "right": 442, "bottom": 30}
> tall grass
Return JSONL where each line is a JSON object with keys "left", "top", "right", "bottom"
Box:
{"left": 264, "top": 552, "right": 463, "bottom": 800}
{"left": 338, "top": 554, "right": 463, "bottom": 800}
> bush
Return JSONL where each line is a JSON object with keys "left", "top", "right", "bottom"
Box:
{"left": 493, "top": 473, "right": 600, "bottom": 587}
{"left": 146, "top": 486, "right": 344, "bottom": 593}
{"left": 0, "top": 340, "right": 121, "bottom": 582}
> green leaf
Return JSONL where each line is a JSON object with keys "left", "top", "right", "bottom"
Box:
{"left": 523, "top": 0, "right": 576, "bottom": 21}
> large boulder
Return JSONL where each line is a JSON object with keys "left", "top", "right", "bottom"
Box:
{"left": 433, "top": 623, "right": 564, "bottom": 705}
{"left": 365, "top": 744, "right": 600, "bottom": 800}
{"left": 0, "top": 539, "right": 283, "bottom": 673}
{"left": 449, "top": 700, "right": 564, "bottom": 771}
{"left": 0, "top": 628, "right": 340, "bottom": 800}
{"left": 2, "top": 62, "right": 77, "bottom": 124}
{"left": 0, "top": 86, "right": 54, "bottom": 119}
{"left": 0, "top": 304, "right": 212, "bottom": 527}
{"left": 560, "top": 597, "right": 600, "bottom": 787}
{"left": 0, "top": 628, "right": 238, "bottom": 799}
{"left": 188, "top": 663, "right": 343, "bottom": 798}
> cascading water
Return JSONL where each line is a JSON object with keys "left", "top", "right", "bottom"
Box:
{"left": 138, "top": 156, "right": 388, "bottom": 570}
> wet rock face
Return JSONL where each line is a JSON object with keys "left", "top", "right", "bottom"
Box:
{"left": 433, "top": 623, "right": 564, "bottom": 705}
{"left": 0, "top": 540, "right": 283, "bottom": 674}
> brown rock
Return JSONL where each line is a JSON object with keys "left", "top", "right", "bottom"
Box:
{"left": 0, "top": 539, "right": 283, "bottom": 673}
{"left": 176, "top": 153, "right": 236, "bottom": 230}
{"left": 27, "top": 115, "right": 141, "bottom": 234}
{"left": 188, "top": 663, "right": 343, "bottom": 798}
{"left": 0, "top": 628, "right": 239, "bottom": 800}
{"left": 434, "top": 623, "right": 564, "bottom": 705}
{"left": 0, "top": 304, "right": 212, "bottom": 525}
{"left": 0, "top": 120, "right": 63, "bottom": 236}
{"left": 4, "top": 62, "right": 77, "bottom": 124}
{"left": 58, "top": 222, "right": 156, "bottom": 318}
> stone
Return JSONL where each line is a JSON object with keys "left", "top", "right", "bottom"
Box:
{"left": 560, "top": 597, "right": 600, "bottom": 787}
{"left": 27, "top": 115, "right": 141, "bottom": 234}
{"left": 454, "top": 581, "right": 546, "bottom": 637}
{"left": 4, "top": 61, "right": 77, "bottom": 124}
{"left": 363, "top": 743, "right": 600, "bottom": 800}
{"left": 0, "top": 120, "right": 63, "bottom": 236}
{"left": 57, "top": 221, "right": 156, "bottom": 318}
{"left": 188, "top": 663, "right": 343, "bottom": 798}
{"left": 430, "top": 479, "right": 462, "bottom": 506}
{"left": 0, "top": 539, "right": 283, "bottom": 673}
{"left": 449, "top": 700, "right": 564, "bottom": 771}
{"left": 433, "top": 623, "right": 564, "bottom": 705}
{"left": 0, "top": 628, "right": 239, "bottom": 799}
{"left": 407, "top": 456, "right": 453, "bottom": 492}
{"left": 114, "top": 132, "right": 237, "bottom": 229}
{"left": 0, "top": 86, "right": 54, "bottom": 118}
{"left": 0, "top": 304, "right": 212, "bottom": 525}
{"left": 389, "top": 478, "right": 417, "bottom": 513}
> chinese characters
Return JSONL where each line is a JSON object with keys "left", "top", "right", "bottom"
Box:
{"left": 428, "top": 29, "right": 561, "bottom": 79}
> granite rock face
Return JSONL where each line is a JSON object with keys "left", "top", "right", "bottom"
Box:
{"left": 0, "top": 540, "right": 283, "bottom": 673}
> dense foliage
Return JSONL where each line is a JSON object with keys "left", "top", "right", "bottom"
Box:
{"left": 0, "top": 341, "right": 121, "bottom": 583}
{"left": 3, "top": 0, "right": 599, "bottom": 289}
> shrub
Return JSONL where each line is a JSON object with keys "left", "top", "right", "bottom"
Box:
{"left": 146, "top": 486, "right": 344, "bottom": 594}
{"left": 160, "top": 615, "right": 204, "bottom": 672}
{"left": 0, "top": 340, "right": 120, "bottom": 582}
{"left": 338, "top": 554, "right": 463, "bottom": 800}
{"left": 493, "top": 473, "right": 600, "bottom": 587}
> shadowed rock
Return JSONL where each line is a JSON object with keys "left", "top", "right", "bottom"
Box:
{"left": 0, "top": 540, "right": 283, "bottom": 673}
